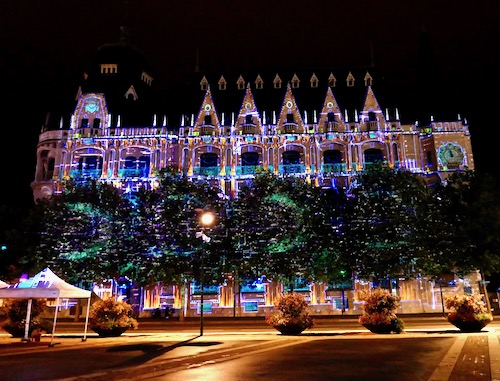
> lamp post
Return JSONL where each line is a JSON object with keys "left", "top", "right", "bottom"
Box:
{"left": 199, "top": 211, "right": 215, "bottom": 336}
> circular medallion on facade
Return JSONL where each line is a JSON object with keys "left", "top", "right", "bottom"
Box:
{"left": 327, "top": 102, "right": 334, "bottom": 109}
{"left": 85, "top": 99, "right": 99, "bottom": 113}
{"left": 286, "top": 101, "right": 293, "bottom": 109}
{"left": 245, "top": 102, "right": 252, "bottom": 110}
{"left": 438, "top": 143, "right": 464, "bottom": 168}
{"left": 204, "top": 104, "right": 212, "bottom": 111}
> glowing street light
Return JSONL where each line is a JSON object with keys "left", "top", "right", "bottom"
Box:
{"left": 199, "top": 211, "right": 215, "bottom": 336}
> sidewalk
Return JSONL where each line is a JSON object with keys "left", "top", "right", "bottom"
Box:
{"left": 1, "top": 328, "right": 499, "bottom": 380}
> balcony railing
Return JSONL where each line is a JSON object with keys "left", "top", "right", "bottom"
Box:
{"left": 366, "top": 121, "right": 378, "bottom": 131}
{"left": 236, "top": 165, "right": 263, "bottom": 175}
{"left": 69, "top": 169, "right": 102, "bottom": 179}
{"left": 279, "top": 164, "right": 306, "bottom": 174}
{"left": 324, "top": 121, "right": 340, "bottom": 132}
{"left": 200, "top": 125, "right": 215, "bottom": 136}
{"left": 118, "top": 168, "right": 149, "bottom": 178}
{"left": 321, "top": 163, "right": 346, "bottom": 174}
{"left": 193, "top": 166, "right": 220, "bottom": 176}
{"left": 283, "top": 123, "right": 298, "bottom": 134}
{"left": 242, "top": 124, "right": 257, "bottom": 134}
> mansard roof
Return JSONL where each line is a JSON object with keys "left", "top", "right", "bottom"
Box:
{"left": 185, "top": 67, "right": 400, "bottom": 122}
{"left": 77, "top": 26, "right": 160, "bottom": 128}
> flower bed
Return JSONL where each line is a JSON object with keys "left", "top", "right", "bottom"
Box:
{"left": 266, "top": 293, "right": 314, "bottom": 335}
{"left": 0, "top": 299, "right": 52, "bottom": 338}
{"left": 358, "top": 288, "right": 404, "bottom": 334}
{"left": 89, "top": 298, "right": 138, "bottom": 337}
{"left": 445, "top": 293, "right": 492, "bottom": 332}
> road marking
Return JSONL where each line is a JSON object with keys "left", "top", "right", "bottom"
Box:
{"left": 490, "top": 334, "right": 500, "bottom": 381}
{"left": 428, "top": 335, "right": 467, "bottom": 381}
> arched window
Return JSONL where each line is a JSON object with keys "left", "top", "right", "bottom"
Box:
{"left": 200, "top": 152, "right": 218, "bottom": 167}
{"left": 323, "top": 150, "right": 342, "bottom": 164}
{"left": 282, "top": 151, "right": 300, "bottom": 165}
{"left": 364, "top": 148, "right": 384, "bottom": 164}
{"left": 242, "top": 152, "right": 259, "bottom": 166}
{"left": 78, "top": 156, "right": 102, "bottom": 170}
{"left": 138, "top": 156, "right": 150, "bottom": 176}
{"left": 77, "top": 155, "right": 103, "bottom": 178}
{"left": 124, "top": 156, "right": 137, "bottom": 169}
{"left": 47, "top": 158, "right": 55, "bottom": 180}
{"left": 392, "top": 145, "right": 399, "bottom": 166}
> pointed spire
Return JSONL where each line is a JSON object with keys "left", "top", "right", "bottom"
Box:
{"left": 369, "top": 40, "right": 375, "bottom": 68}
{"left": 59, "top": 117, "right": 64, "bottom": 129}
{"left": 119, "top": 1, "right": 130, "bottom": 45}
{"left": 195, "top": 45, "right": 200, "bottom": 73}
{"left": 117, "top": 115, "right": 121, "bottom": 127}
{"left": 396, "top": 108, "right": 400, "bottom": 120}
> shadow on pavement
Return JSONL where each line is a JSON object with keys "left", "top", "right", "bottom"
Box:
{"left": 106, "top": 336, "right": 223, "bottom": 368}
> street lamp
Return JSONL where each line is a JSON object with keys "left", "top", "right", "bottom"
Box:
{"left": 199, "top": 211, "right": 215, "bottom": 336}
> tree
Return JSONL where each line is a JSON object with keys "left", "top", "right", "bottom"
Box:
{"left": 228, "top": 171, "right": 324, "bottom": 288}
{"left": 432, "top": 170, "right": 500, "bottom": 278}
{"left": 137, "top": 168, "right": 226, "bottom": 287}
{"left": 341, "top": 163, "right": 430, "bottom": 283}
{"left": 26, "top": 180, "right": 135, "bottom": 283}
{"left": 0, "top": 189, "right": 33, "bottom": 280}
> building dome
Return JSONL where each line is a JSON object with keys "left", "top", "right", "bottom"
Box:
{"left": 79, "top": 25, "right": 158, "bottom": 127}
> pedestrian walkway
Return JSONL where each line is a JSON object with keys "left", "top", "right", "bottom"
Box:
{"left": 0, "top": 328, "right": 499, "bottom": 380}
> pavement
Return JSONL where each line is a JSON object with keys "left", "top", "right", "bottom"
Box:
{"left": 1, "top": 325, "right": 500, "bottom": 380}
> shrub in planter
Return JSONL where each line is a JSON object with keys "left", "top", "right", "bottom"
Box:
{"left": 265, "top": 293, "right": 314, "bottom": 335}
{"left": 444, "top": 293, "right": 492, "bottom": 332}
{"left": 89, "top": 298, "right": 139, "bottom": 337}
{"left": 0, "top": 299, "right": 52, "bottom": 338}
{"left": 358, "top": 288, "right": 404, "bottom": 334}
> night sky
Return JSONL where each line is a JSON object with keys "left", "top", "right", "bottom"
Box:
{"left": 2, "top": 0, "right": 499, "bottom": 207}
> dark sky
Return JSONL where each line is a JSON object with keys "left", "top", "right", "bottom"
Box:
{"left": 2, "top": 0, "right": 499, "bottom": 205}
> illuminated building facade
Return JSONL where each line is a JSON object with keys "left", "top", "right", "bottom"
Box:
{"left": 32, "top": 29, "right": 476, "bottom": 316}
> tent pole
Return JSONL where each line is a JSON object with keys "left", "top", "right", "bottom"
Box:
{"left": 83, "top": 297, "right": 91, "bottom": 341}
{"left": 49, "top": 297, "right": 60, "bottom": 347}
{"left": 23, "top": 299, "right": 33, "bottom": 342}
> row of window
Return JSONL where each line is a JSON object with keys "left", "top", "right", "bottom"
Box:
{"left": 99, "top": 64, "right": 153, "bottom": 86}
{"left": 200, "top": 71, "right": 373, "bottom": 91}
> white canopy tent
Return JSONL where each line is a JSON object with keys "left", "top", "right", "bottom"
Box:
{"left": 0, "top": 268, "right": 92, "bottom": 346}
{"left": 0, "top": 280, "right": 9, "bottom": 288}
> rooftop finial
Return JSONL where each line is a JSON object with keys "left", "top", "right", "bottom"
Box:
{"left": 119, "top": 0, "right": 130, "bottom": 45}
{"left": 195, "top": 45, "right": 200, "bottom": 72}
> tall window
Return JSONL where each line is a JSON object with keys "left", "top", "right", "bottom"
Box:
{"left": 324, "top": 150, "right": 342, "bottom": 164}
{"left": 282, "top": 151, "right": 300, "bottom": 165}
{"left": 364, "top": 148, "right": 383, "bottom": 163}
{"left": 242, "top": 152, "right": 259, "bottom": 166}
{"left": 200, "top": 153, "right": 218, "bottom": 167}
